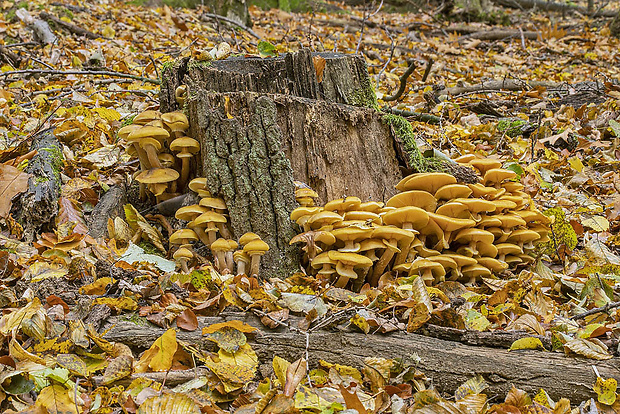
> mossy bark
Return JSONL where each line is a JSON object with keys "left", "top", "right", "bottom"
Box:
{"left": 188, "top": 92, "right": 299, "bottom": 278}
{"left": 12, "top": 128, "right": 63, "bottom": 241}
{"left": 611, "top": 11, "right": 620, "bottom": 38}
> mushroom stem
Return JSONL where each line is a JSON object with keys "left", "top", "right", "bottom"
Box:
{"left": 214, "top": 251, "right": 226, "bottom": 273}
{"left": 393, "top": 239, "right": 412, "bottom": 266}
{"left": 179, "top": 258, "right": 189, "bottom": 273}
{"left": 225, "top": 251, "right": 234, "bottom": 272}
{"left": 206, "top": 224, "right": 218, "bottom": 246}
{"left": 143, "top": 144, "right": 162, "bottom": 168}
{"left": 180, "top": 158, "right": 190, "bottom": 188}
{"left": 370, "top": 247, "right": 397, "bottom": 287}
{"left": 249, "top": 254, "right": 261, "bottom": 276}
{"left": 236, "top": 259, "right": 247, "bottom": 276}
{"left": 133, "top": 143, "right": 151, "bottom": 171}
{"left": 334, "top": 275, "right": 351, "bottom": 288}
{"left": 190, "top": 225, "right": 210, "bottom": 246}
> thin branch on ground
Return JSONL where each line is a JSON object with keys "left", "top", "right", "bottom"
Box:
{"left": 421, "top": 58, "right": 434, "bottom": 83}
{"left": 0, "top": 69, "right": 161, "bottom": 84}
{"left": 571, "top": 301, "right": 620, "bottom": 320}
{"left": 382, "top": 60, "right": 416, "bottom": 102}
{"left": 201, "top": 13, "right": 262, "bottom": 39}
{"left": 356, "top": 0, "right": 384, "bottom": 54}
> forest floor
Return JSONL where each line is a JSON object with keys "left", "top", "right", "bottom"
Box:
{"left": 0, "top": 0, "right": 620, "bottom": 413}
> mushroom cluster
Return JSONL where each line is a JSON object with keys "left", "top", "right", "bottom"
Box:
{"left": 290, "top": 162, "right": 550, "bottom": 290}
{"left": 168, "top": 178, "right": 270, "bottom": 276}
{"left": 118, "top": 109, "right": 200, "bottom": 201}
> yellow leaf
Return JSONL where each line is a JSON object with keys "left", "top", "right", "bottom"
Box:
{"left": 455, "top": 375, "right": 488, "bottom": 400}
{"left": 9, "top": 337, "right": 46, "bottom": 365}
{"left": 203, "top": 326, "right": 247, "bottom": 353}
{"left": 35, "top": 384, "right": 79, "bottom": 414}
{"left": 56, "top": 354, "right": 88, "bottom": 377}
{"left": 101, "top": 26, "right": 115, "bottom": 38}
{"left": 568, "top": 156, "right": 584, "bottom": 172}
{"left": 93, "top": 107, "right": 120, "bottom": 121}
{"left": 351, "top": 313, "right": 370, "bottom": 334}
{"left": 465, "top": 310, "right": 490, "bottom": 331}
{"left": 564, "top": 338, "right": 612, "bottom": 360}
{"left": 509, "top": 337, "right": 545, "bottom": 351}
{"left": 582, "top": 216, "right": 609, "bottom": 232}
{"left": 204, "top": 359, "right": 254, "bottom": 393}
{"left": 124, "top": 204, "right": 165, "bottom": 252}
{"left": 273, "top": 355, "right": 290, "bottom": 388}
{"left": 93, "top": 296, "right": 138, "bottom": 311}
{"left": 218, "top": 343, "right": 258, "bottom": 374}
{"left": 533, "top": 388, "right": 552, "bottom": 407}
{"left": 0, "top": 297, "right": 41, "bottom": 335}
{"left": 594, "top": 377, "right": 617, "bottom": 405}
{"left": 202, "top": 319, "right": 257, "bottom": 334}
{"left": 137, "top": 392, "right": 200, "bottom": 414}
{"left": 135, "top": 329, "right": 178, "bottom": 373}
{"left": 79, "top": 277, "right": 113, "bottom": 295}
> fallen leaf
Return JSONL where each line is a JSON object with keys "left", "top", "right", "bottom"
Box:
{"left": 0, "top": 165, "right": 30, "bottom": 218}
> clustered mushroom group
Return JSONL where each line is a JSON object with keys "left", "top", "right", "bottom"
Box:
{"left": 290, "top": 159, "right": 550, "bottom": 291}
{"left": 118, "top": 109, "right": 199, "bottom": 202}
{"left": 168, "top": 178, "right": 270, "bottom": 275}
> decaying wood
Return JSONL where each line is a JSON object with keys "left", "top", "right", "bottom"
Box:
{"left": 102, "top": 312, "right": 615, "bottom": 403}
{"left": 160, "top": 50, "right": 374, "bottom": 112}
{"left": 31, "top": 18, "right": 58, "bottom": 45}
{"left": 87, "top": 185, "right": 127, "bottom": 239}
{"left": 12, "top": 128, "right": 63, "bottom": 241}
{"left": 92, "top": 368, "right": 211, "bottom": 388}
{"left": 459, "top": 29, "right": 539, "bottom": 42}
{"left": 39, "top": 11, "right": 100, "bottom": 39}
{"left": 439, "top": 79, "right": 558, "bottom": 96}
{"left": 491, "top": 0, "right": 618, "bottom": 17}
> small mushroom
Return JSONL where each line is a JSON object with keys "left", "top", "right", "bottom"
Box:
{"left": 453, "top": 228, "right": 495, "bottom": 256}
{"left": 170, "top": 136, "right": 200, "bottom": 187}
{"left": 467, "top": 158, "right": 502, "bottom": 175}
{"left": 483, "top": 168, "right": 518, "bottom": 188}
{"left": 244, "top": 239, "right": 270, "bottom": 277}
{"left": 396, "top": 172, "right": 456, "bottom": 193}
{"left": 175, "top": 85, "right": 187, "bottom": 107}
{"left": 496, "top": 243, "right": 523, "bottom": 262}
{"left": 133, "top": 110, "right": 161, "bottom": 125}
{"left": 324, "top": 197, "right": 362, "bottom": 215}
{"left": 382, "top": 206, "right": 429, "bottom": 231}
{"left": 386, "top": 190, "right": 437, "bottom": 212}
{"left": 461, "top": 264, "right": 492, "bottom": 285}
{"left": 128, "top": 125, "right": 169, "bottom": 168}
{"left": 169, "top": 228, "right": 198, "bottom": 249}
{"left": 331, "top": 226, "right": 373, "bottom": 253}
{"left": 191, "top": 211, "right": 227, "bottom": 246}
{"left": 162, "top": 111, "right": 190, "bottom": 140}
{"left": 328, "top": 250, "right": 373, "bottom": 288}
{"left": 234, "top": 250, "right": 250, "bottom": 276}
{"left": 434, "top": 184, "right": 473, "bottom": 201}
{"left": 189, "top": 177, "right": 211, "bottom": 198}
{"left": 210, "top": 238, "right": 229, "bottom": 273}
{"left": 136, "top": 168, "right": 180, "bottom": 203}
{"left": 295, "top": 187, "right": 319, "bottom": 207}
{"left": 408, "top": 258, "right": 446, "bottom": 286}
{"left": 173, "top": 247, "right": 193, "bottom": 273}
{"left": 311, "top": 252, "right": 337, "bottom": 283}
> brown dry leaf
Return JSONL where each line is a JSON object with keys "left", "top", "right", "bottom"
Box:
{"left": 34, "top": 384, "right": 79, "bottom": 414}
{"left": 102, "top": 355, "right": 133, "bottom": 385}
{"left": 283, "top": 357, "right": 307, "bottom": 397}
{"left": 407, "top": 302, "right": 431, "bottom": 332}
{"left": 57, "top": 196, "right": 89, "bottom": 235}
{"left": 338, "top": 384, "right": 368, "bottom": 414}
{"left": 204, "top": 359, "right": 254, "bottom": 393}
{"left": 564, "top": 338, "right": 612, "bottom": 360}
{"left": 0, "top": 165, "right": 30, "bottom": 218}
{"left": 204, "top": 326, "right": 247, "bottom": 353}
{"left": 176, "top": 309, "right": 198, "bottom": 331}
{"left": 313, "top": 55, "right": 326, "bottom": 83}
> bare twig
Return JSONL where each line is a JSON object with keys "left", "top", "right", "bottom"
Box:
{"left": 421, "top": 58, "right": 434, "bottom": 83}
{"left": 382, "top": 60, "right": 416, "bottom": 102}
{"left": 0, "top": 69, "right": 160, "bottom": 84}
{"left": 374, "top": 24, "right": 394, "bottom": 88}
{"left": 201, "top": 13, "right": 262, "bottom": 39}
{"left": 356, "top": 0, "right": 384, "bottom": 54}
{"left": 571, "top": 301, "right": 620, "bottom": 321}
{"left": 39, "top": 11, "right": 100, "bottom": 39}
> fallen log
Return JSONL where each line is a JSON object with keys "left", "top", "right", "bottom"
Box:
{"left": 102, "top": 312, "right": 614, "bottom": 403}
{"left": 491, "top": 0, "right": 618, "bottom": 17}
{"left": 458, "top": 29, "right": 539, "bottom": 42}
{"left": 439, "top": 79, "right": 558, "bottom": 96}
{"left": 12, "top": 128, "right": 63, "bottom": 241}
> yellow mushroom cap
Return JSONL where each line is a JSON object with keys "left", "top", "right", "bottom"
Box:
{"left": 161, "top": 111, "right": 189, "bottom": 132}
{"left": 200, "top": 197, "right": 227, "bottom": 210}
{"left": 468, "top": 158, "right": 502, "bottom": 175}
{"left": 193, "top": 211, "right": 227, "bottom": 226}
{"left": 173, "top": 247, "right": 193, "bottom": 260}
{"left": 483, "top": 168, "right": 518, "bottom": 186}
{"left": 210, "top": 238, "right": 230, "bottom": 252}
{"left": 118, "top": 124, "right": 141, "bottom": 140}
{"left": 382, "top": 206, "right": 429, "bottom": 229}
{"left": 386, "top": 190, "right": 437, "bottom": 212}
{"left": 454, "top": 228, "right": 495, "bottom": 245}
{"left": 133, "top": 110, "right": 161, "bottom": 125}
{"left": 170, "top": 136, "right": 200, "bottom": 156}
{"left": 435, "top": 184, "right": 473, "bottom": 201}
{"left": 170, "top": 228, "right": 198, "bottom": 245}
{"left": 176, "top": 205, "right": 208, "bottom": 221}
{"left": 128, "top": 125, "right": 170, "bottom": 144}
{"left": 461, "top": 264, "right": 492, "bottom": 279}
{"left": 239, "top": 232, "right": 261, "bottom": 246}
{"left": 136, "top": 168, "right": 179, "bottom": 184}
{"left": 436, "top": 202, "right": 471, "bottom": 219}
{"left": 244, "top": 239, "right": 270, "bottom": 256}
{"left": 189, "top": 178, "right": 208, "bottom": 193}
{"left": 324, "top": 197, "right": 362, "bottom": 213}
{"left": 396, "top": 172, "right": 457, "bottom": 193}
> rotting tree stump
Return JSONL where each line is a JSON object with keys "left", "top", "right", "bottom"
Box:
{"left": 161, "top": 50, "right": 405, "bottom": 277}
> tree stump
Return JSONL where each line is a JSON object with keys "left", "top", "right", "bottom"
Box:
{"left": 161, "top": 50, "right": 407, "bottom": 277}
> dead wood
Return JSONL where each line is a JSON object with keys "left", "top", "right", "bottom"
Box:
{"left": 102, "top": 312, "right": 615, "bottom": 403}
{"left": 92, "top": 368, "right": 212, "bottom": 388}
{"left": 30, "top": 18, "right": 58, "bottom": 45}
{"left": 12, "top": 128, "right": 63, "bottom": 241}
{"left": 0, "top": 45, "right": 23, "bottom": 67}
{"left": 87, "top": 185, "right": 127, "bottom": 239}
{"left": 491, "top": 0, "right": 618, "bottom": 17}
{"left": 439, "top": 79, "right": 558, "bottom": 96}
{"left": 200, "top": 13, "right": 261, "bottom": 39}
{"left": 39, "top": 11, "right": 100, "bottom": 39}
{"left": 458, "top": 29, "right": 539, "bottom": 42}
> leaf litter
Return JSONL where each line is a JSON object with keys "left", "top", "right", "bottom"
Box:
{"left": 0, "top": 0, "right": 618, "bottom": 412}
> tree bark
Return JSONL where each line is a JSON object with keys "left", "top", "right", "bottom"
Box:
{"left": 491, "top": 0, "right": 617, "bottom": 17}
{"left": 611, "top": 11, "right": 620, "bottom": 38}
{"left": 12, "top": 128, "right": 63, "bottom": 241}
{"left": 102, "top": 312, "right": 615, "bottom": 403}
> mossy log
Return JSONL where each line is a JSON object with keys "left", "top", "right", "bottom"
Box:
{"left": 12, "top": 128, "right": 63, "bottom": 241}
{"left": 102, "top": 312, "right": 616, "bottom": 403}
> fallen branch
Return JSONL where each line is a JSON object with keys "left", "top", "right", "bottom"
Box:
{"left": 491, "top": 0, "right": 618, "bottom": 17}
{"left": 31, "top": 18, "right": 58, "bottom": 45}
{"left": 571, "top": 301, "right": 620, "bottom": 321}
{"left": 0, "top": 45, "right": 23, "bottom": 67}
{"left": 39, "top": 11, "right": 100, "bottom": 39}
{"left": 384, "top": 108, "right": 441, "bottom": 124}
{"left": 458, "top": 29, "right": 539, "bottom": 42}
{"left": 201, "top": 13, "right": 262, "bottom": 39}
{"left": 102, "top": 312, "right": 615, "bottom": 402}
{"left": 92, "top": 367, "right": 211, "bottom": 387}
{"left": 0, "top": 69, "right": 160, "bottom": 85}
{"left": 382, "top": 60, "right": 416, "bottom": 102}
{"left": 438, "top": 79, "right": 557, "bottom": 96}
